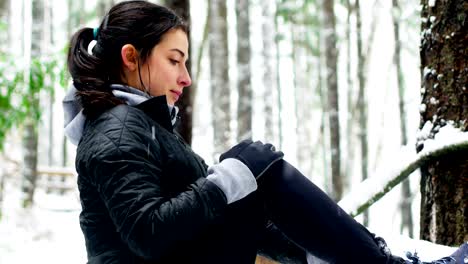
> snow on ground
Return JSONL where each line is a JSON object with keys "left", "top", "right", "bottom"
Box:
{"left": 0, "top": 182, "right": 86, "bottom": 263}
{"left": 0, "top": 182, "right": 458, "bottom": 263}
{"left": 375, "top": 231, "right": 457, "bottom": 261}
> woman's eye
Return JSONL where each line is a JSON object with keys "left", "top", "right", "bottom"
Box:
{"left": 169, "top": 59, "right": 180, "bottom": 65}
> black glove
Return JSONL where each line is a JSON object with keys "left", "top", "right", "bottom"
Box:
{"left": 220, "top": 139, "right": 284, "bottom": 179}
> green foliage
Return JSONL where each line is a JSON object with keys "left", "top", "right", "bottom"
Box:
{"left": 0, "top": 52, "right": 67, "bottom": 151}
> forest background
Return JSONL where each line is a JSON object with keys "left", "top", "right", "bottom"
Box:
{"left": 0, "top": 0, "right": 466, "bottom": 263}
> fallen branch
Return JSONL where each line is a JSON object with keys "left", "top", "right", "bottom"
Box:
{"left": 339, "top": 131, "right": 468, "bottom": 217}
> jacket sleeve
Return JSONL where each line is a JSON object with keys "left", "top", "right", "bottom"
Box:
{"left": 257, "top": 221, "right": 308, "bottom": 264}
{"left": 83, "top": 115, "right": 227, "bottom": 260}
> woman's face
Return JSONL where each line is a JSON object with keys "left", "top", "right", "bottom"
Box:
{"left": 137, "top": 28, "right": 191, "bottom": 105}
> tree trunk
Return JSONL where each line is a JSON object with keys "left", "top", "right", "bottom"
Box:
{"left": 21, "top": 0, "right": 42, "bottom": 208}
{"left": 274, "top": 6, "right": 283, "bottom": 149}
{"left": 392, "top": 0, "right": 413, "bottom": 238}
{"left": 419, "top": 0, "right": 468, "bottom": 245}
{"left": 261, "top": 0, "right": 276, "bottom": 144}
{"left": 293, "top": 22, "right": 314, "bottom": 180}
{"left": 165, "top": 0, "right": 193, "bottom": 145}
{"left": 0, "top": 0, "right": 8, "bottom": 219}
{"left": 344, "top": 0, "right": 353, "bottom": 196}
{"left": 209, "top": 0, "right": 230, "bottom": 160}
{"left": 323, "top": 0, "right": 342, "bottom": 201}
{"left": 313, "top": 2, "right": 330, "bottom": 194}
{"left": 97, "top": 0, "right": 114, "bottom": 18}
{"left": 355, "top": 0, "right": 369, "bottom": 225}
{"left": 235, "top": 0, "right": 252, "bottom": 142}
{"left": 46, "top": 0, "right": 53, "bottom": 167}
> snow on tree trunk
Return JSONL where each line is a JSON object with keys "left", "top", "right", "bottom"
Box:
{"left": 235, "top": 0, "right": 252, "bottom": 142}
{"left": 209, "top": 0, "right": 230, "bottom": 160}
{"left": 339, "top": 129, "right": 468, "bottom": 218}
{"left": 323, "top": 0, "right": 342, "bottom": 201}
{"left": 165, "top": 0, "right": 194, "bottom": 145}
{"left": 261, "top": 0, "right": 276, "bottom": 144}
{"left": 419, "top": 0, "right": 468, "bottom": 245}
{"left": 392, "top": 0, "right": 414, "bottom": 238}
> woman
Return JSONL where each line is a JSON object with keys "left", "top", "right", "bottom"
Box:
{"left": 63, "top": 1, "right": 465, "bottom": 263}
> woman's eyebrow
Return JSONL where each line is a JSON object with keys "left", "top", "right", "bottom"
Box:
{"left": 170, "top": 48, "right": 186, "bottom": 58}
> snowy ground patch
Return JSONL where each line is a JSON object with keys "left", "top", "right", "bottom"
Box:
{"left": 0, "top": 183, "right": 86, "bottom": 263}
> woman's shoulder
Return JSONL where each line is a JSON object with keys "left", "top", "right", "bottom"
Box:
{"left": 81, "top": 105, "right": 154, "bottom": 147}
{"left": 91, "top": 104, "right": 152, "bottom": 130}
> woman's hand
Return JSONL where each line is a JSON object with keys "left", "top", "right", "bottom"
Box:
{"left": 220, "top": 139, "right": 284, "bottom": 179}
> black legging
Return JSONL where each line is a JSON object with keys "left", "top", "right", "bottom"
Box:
{"left": 259, "top": 159, "right": 395, "bottom": 264}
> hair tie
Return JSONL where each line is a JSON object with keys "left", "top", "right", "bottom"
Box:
{"left": 93, "top": 27, "right": 99, "bottom": 40}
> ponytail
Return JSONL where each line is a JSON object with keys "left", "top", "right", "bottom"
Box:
{"left": 66, "top": 1, "right": 188, "bottom": 118}
{"left": 67, "top": 28, "right": 123, "bottom": 118}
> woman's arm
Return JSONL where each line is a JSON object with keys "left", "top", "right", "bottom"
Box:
{"left": 80, "top": 110, "right": 227, "bottom": 260}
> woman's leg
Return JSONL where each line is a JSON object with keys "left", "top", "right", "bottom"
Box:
{"left": 258, "top": 159, "right": 395, "bottom": 264}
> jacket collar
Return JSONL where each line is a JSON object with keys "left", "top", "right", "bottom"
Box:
{"left": 135, "top": 95, "right": 175, "bottom": 132}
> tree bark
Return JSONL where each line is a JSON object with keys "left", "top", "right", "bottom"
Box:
{"left": 165, "top": 0, "right": 193, "bottom": 145}
{"left": 209, "top": 0, "right": 230, "bottom": 160}
{"left": 419, "top": 0, "right": 468, "bottom": 245}
{"left": 236, "top": 0, "right": 252, "bottom": 141}
{"left": 323, "top": 0, "right": 342, "bottom": 201}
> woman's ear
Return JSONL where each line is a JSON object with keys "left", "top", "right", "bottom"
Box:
{"left": 121, "top": 44, "right": 138, "bottom": 71}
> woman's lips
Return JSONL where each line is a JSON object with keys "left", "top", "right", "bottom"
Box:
{"left": 170, "top": 90, "right": 182, "bottom": 101}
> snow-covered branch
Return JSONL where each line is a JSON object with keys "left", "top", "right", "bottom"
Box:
{"left": 339, "top": 125, "right": 468, "bottom": 217}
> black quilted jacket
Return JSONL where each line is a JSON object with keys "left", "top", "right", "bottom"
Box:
{"left": 75, "top": 95, "right": 306, "bottom": 264}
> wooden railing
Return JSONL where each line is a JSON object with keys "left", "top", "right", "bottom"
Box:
{"left": 37, "top": 166, "right": 76, "bottom": 192}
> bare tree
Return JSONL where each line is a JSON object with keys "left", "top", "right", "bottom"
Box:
{"left": 261, "top": 0, "right": 276, "bottom": 144}
{"left": 292, "top": 21, "right": 314, "bottom": 180}
{"left": 323, "top": 0, "right": 342, "bottom": 201}
{"left": 392, "top": 0, "right": 413, "bottom": 238}
{"left": 209, "top": 0, "right": 230, "bottom": 160}
{"left": 354, "top": 0, "right": 370, "bottom": 225}
{"left": 236, "top": 0, "right": 252, "bottom": 141}
{"left": 274, "top": 3, "right": 283, "bottom": 149}
{"left": 344, "top": 0, "right": 354, "bottom": 196}
{"left": 419, "top": 0, "right": 468, "bottom": 245}
{"left": 21, "top": 0, "right": 42, "bottom": 208}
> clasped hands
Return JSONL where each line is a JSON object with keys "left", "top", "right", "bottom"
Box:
{"left": 220, "top": 139, "right": 284, "bottom": 180}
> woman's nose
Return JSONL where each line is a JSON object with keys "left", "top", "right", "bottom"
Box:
{"left": 179, "top": 69, "right": 192, "bottom": 87}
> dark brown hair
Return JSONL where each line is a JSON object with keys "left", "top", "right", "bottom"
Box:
{"left": 67, "top": 0, "right": 187, "bottom": 117}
